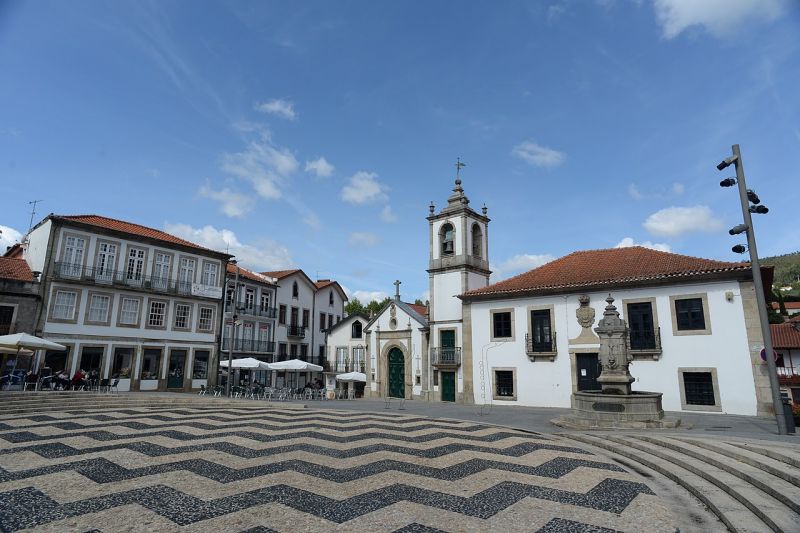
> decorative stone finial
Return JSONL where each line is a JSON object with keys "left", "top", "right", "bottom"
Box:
{"left": 429, "top": 201, "right": 435, "bottom": 214}
{"left": 482, "top": 203, "right": 488, "bottom": 215}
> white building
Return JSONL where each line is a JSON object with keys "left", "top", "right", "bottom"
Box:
{"left": 773, "top": 320, "right": 800, "bottom": 405}
{"left": 22, "top": 214, "right": 229, "bottom": 392}
{"left": 314, "top": 279, "right": 348, "bottom": 364}
{"left": 363, "top": 294, "right": 429, "bottom": 399}
{"left": 460, "top": 247, "right": 772, "bottom": 416}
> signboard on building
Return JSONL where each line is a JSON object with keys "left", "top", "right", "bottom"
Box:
{"left": 191, "top": 283, "right": 223, "bottom": 299}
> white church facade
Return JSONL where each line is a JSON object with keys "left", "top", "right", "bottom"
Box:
{"left": 357, "top": 177, "right": 772, "bottom": 417}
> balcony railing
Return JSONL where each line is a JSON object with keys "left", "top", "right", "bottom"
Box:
{"left": 777, "top": 366, "right": 800, "bottom": 385}
{"left": 221, "top": 338, "right": 275, "bottom": 354}
{"left": 525, "top": 332, "right": 557, "bottom": 354}
{"left": 330, "top": 360, "right": 366, "bottom": 373}
{"left": 286, "top": 325, "right": 306, "bottom": 338}
{"left": 53, "top": 262, "right": 201, "bottom": 297}
{"left": 627, "top": 327, "right": 662, "bottom": 354}
{"left": 431, "top": 347, "right": 461, "bottom": 367}
{"left": 227, "top": 304, "right": 277, "bottom": 319}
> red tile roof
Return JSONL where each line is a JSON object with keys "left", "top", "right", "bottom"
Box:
{"left": 408, "top": 303, "right": 428, "bottom": 317}
{"left": 771, "top": 323, "right": 800, "bottom": 349}
{"left": 0, "top": 257, "right": 36, "bottom": 282}
{"left": 226, "top": 263, "right": 274, "bottom": 285}
{"left": 261, "top": 269, "right": 302, "bottom": 280}
{"left": 772, "top": 302, "right": 800, "bottom": 310}
{"left": 315, "top": 280, "right": 335, "bottom": 290}
{"left": 56, "top": 215, "right": 225, "bottom": 255}
{"left": 463, "top": 247, "right": 750, "bottom": 299}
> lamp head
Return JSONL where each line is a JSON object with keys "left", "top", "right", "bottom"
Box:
{"left": 717, "top": 155, "right": 738, "bottom": 171}
{"left": 749, "top": 205, "right": 769, "bottom": 214}
{"left": 728, "top": 224, "right": 748, "bottom": 235}
{"left": 719, "top": 178, "right": 737, "bottom": 187}
{"left": 732, "top": 244, "right": 747, "bottom": 254}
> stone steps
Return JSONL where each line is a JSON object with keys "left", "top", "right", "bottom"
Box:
{"left": 562, "top": 433, "right": 800, "bottom": 533}
{"left": 0, "top": 392, "right": 305, "bottom": 415}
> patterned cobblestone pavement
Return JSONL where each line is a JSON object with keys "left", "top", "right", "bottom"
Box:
{"left": 0, "top": 406, "right": 678, "bottom": 532}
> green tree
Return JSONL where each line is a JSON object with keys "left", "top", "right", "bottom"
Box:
{"left": 414, "top": 298, "right": 424, "bottom": 306}
{"left": 366, "top": 297, "right": 391, "bottom": 316}
{"left": 344, "top": 298, "right": 365, "bottom": 316}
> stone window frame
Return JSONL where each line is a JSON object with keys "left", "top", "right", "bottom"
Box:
{"left": 470, "top": 222, "right": 482, "bottom": 258}
{"left": 197, "top": 305, "right": 215, "bottom": 332}
{"left": 677, "top": 367, "right": 722, "bottom": 412}
{"left": 525, "top": 303, "right": 557, "bottom": 360}
{"left": 670, "top": 293, "right": 712, "bottom": 336}
{"left": 492, "top": 366, "right": 517, "bottom": 401}
{"left": 151, "top": 249, "right": 175, "bottom": 283}
{"left": 93, "top": 238, "right": 122, "bottom": 278}
{"left": 292, "top": 281, "right": 299, "bottom": 299}
{"left": 191, "top": 347, "right": 211, "bottom": 380}
{"left": 0, "top": 303, "right": 18, "bottom": 329}
{"left": 490, "top": 308, "right": 515, "bottom": 342}
{"left": 621, "top": 296, "right": 662, "bottom": 360}
{"left": 302, "top": 308, "right": 310, "bottom": 328}
{"left": 77, "top": 343, "right": 108, "bottom": 378}
{"left": 201, "top": 260, "right": 220, "bottom": 287}
{"left": 140, "top": 345, "right": 164, "bottom": 381}
{"left": 439, "top": 222, "right": 455, "bottom": 257}
{"left": 84, "top": 290, "right": 114, "bottom": 326}
{"left": 145, "top": 298, "right": 170, "bottom": 330}
{"left": 177, "top": 254, "right": 198, "bottom": 285}
{"left": 172, "top": 301, "right": 194, "bottom": 331}
{"left": 58, "top": 230, "right": 90, "bottom": 268}
{"left": 329, "top": 290, "right": 334, "bottom": 306}
{"left": 110, "top": 343, "right": 137, "bottom": 379}
{"left": 47, "top": 285, "right": 82, "bottom": 324}
{"left": 351, "top": 319, "right": 364, "bottom": 340}
{"left": 122, "top": 244, "right": 149, "bottom": 284}
{"left": 278, "top": 305, "right": 287, "bottom": 325}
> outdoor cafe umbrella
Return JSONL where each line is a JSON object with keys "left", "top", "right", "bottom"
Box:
{"left": 223, "top": 357, "right": 271, "bottom": 370}
{"left": 335, "top": 371, "right": 366, "bottom": 382}
{"left": 268, "top": 359, "right": 323, "bottom": 372}
{"left": 0, "top": 333, "right": 66, "bottom": 385}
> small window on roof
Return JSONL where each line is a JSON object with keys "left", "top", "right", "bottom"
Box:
{"left": 292, "top": 281, "right": 298, "bottom": 298}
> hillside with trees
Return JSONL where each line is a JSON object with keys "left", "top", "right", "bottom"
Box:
{"left": 761, "top": 251, "right": 800, "bottom": 290}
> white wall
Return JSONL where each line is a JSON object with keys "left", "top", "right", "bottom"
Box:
{"left": 367, "top": 302, "right": 425, "bottom": 396}
{"left": 468, "top": 280, "right": 759, "bottom": 415}
{"left": 25, "top": 220, "right": 52, "bottom": 273}
{"left": 432, "top": 272, "right": 462, "bottom": 321}
{"left": 273, "top": 272, "right": 316, "bottom": 355}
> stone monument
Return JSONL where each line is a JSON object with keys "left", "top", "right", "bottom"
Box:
{"left": 553, "top": 295, "right": 680, "bottom": 429}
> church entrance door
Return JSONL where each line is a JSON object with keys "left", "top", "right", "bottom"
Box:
{"left": 388, "top": 347, "right": 405, "bottom": 398}
{"left": 441, "top": 371, "right": 455, "bottom": 402}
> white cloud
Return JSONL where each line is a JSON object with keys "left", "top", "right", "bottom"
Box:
{"left": 491, "top": 253, "right": 555, "bottom": 281}
{"left": 220, "top": 132, "right": 299, "bottom": 200}
{"left": 380, "top": 205, "right": 397, "bottom": 223}
{"left": 643, "top": 205, "right": 723, "bottom": 238}
{"left": 628, "top": 183, "right": 644, "bottom": 200}
{"left": 198, "top": 183, "right": 255, "bottom": 218}
{"left": 164, "top": 223, "right": 294, "bottom": 272}
{"left": 0, "top": 225, "right": 23, "bottom": 251}
{"left": 615, "top": 237, "right": 672, "bottom": 253}
{"left": 305, "top": 156, "right": 334, "bottom": 178}
{"left": 654, "top": 0, "right": 788, "bottom": 39}
{"left": 511, "top": 140, "right": 566, "bottom": 168}
{"left": 352, "top": 290, "right": 389, "bottom": 303}
{"left": 348, "top": 232, "right": 379, "bottom": 247}
{"left": 255, "top": 98, "right": 296, "bottom": 120}
{"left": 340, "top": 171, "right": 389, "bottom": 205}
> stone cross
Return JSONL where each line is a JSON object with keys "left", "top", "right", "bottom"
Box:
{"left": 394, "top": 280, "right": 401, "bottom": 301}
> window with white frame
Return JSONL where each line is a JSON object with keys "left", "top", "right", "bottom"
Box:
{"left": 245, "top": 288, "right": 255, "bottom": 310}
{"left": 95, "top": 242, "right": 117, "bottom": 281}
{"left": 119, "top": 298, "right": 140, "bottom": 325}
{"left": 87, "top": 294, "right": 111, "bottom": 323}
{"left": 153, "top": 252, "right": 171, "bottom": 289}
{"left": 198, "top": 307, "right": 214, "bottom": 331}
{"left": 126, "top": 248, "right": 146, "bottom": 284}
{"left": 260, "top": 293, "right": 270, "bottom": 312}
{"left": 202, "top": 262, "right": 218, "bottom": 286}
{"left": 179, "top": 258, "right": 196, "bottom": 284}
{"left": 174, "top": 303, "right": 191, "bottom": 329}
{"left": 148, "top": 301, "right": 167, "bottom": 327}
{"left": 52, "top": 290, "right": 77, "bottom": 320}
{"left": 62, "top": 235, "right": 86, "bottom": 277}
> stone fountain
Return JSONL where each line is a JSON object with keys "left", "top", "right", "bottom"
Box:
{"left": 553, "top": 295, "right": 680, "bottom": 429}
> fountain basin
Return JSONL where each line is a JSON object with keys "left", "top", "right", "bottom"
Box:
{"left": 552, "top": 390, "right": 681, "bottom": 429}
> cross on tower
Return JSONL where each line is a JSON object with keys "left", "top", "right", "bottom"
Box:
{"left": 455, "top": 157, "right": 466, "bottom": 179}
{"left": 393, "top": 279, "right": 401, "bottom": 300}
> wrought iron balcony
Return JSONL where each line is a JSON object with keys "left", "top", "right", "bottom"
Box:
{"left": 627, "top": 327, "right": 662, "bottom": 355}
{"left": 286, "top": 325, "right": 306, "bottom": 338}
{"left": 330, "top": 360, "right": 366, "bottom": 373}
{"left": 525, "top": 332, "right": 557, "bottom": 354}
{"left": 777, "top": 366, "right": 800, "bottom": 386}
{"left": 430, "top": 347, "right": 461, "bottom": 367}
{"left": 228, "top": 304, "right": 278, "bottom": 319}
{"left": 53, "top": 262, "right": 200, "bottom": 297}
{"left": 221, "top": 339, "right": 276, "bottom": 354}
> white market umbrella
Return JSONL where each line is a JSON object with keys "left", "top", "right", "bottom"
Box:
{"left": 268, "top": 359, "right": 323, "bottom": 372}
{"left": 0, "top": 346, "right": 34, "bottom": 356}
{"left": 335, "top": 372, "right": 366, "bottom": 382}
{"left": 222, "top": 357, "right": 271, "bottom": 370}
{"left": 0, "top": 333, "right": 66, "bottom": 352}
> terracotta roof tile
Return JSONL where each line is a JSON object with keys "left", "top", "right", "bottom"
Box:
{"left": 261, "top": 269, "right": 302, "bottom": 280}
{"left": 408, "top": 303, "right": 428, "bottom": 317}
{"left": 772, "top": 301, "right": 800, "bottom": 310}
{"left": 57, "top": 215, "right": 224, "bottom": 255}
{"left": 315, "top": 280, "right": 335, "bottom": 289}
{"left": 771, "top": 323, "right": 800, "bottom": 349}
{"left": 463, "top": 247, "right": 749, "bottom": 299}
{"left": 0, "top": 257, "right": 36, "bottom": 282}
{"left": 226, "top": 263, "right": 274, "bottom": 285}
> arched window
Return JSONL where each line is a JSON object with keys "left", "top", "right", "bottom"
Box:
{"left": 351, "top": 320, "right": 362, "bottom": 339}
{"left": 292, "top": 281, "right": 298, "bottom": 298}
{"left": 329, "top": 290, "right": 334, "bottom": 306}
{"left": 471, "top": 223, "right": 482, "bottom": 258}
{"left": 440, "top": 223, "right": 454, "bottom": 256}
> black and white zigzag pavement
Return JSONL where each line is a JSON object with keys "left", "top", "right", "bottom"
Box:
{"left": 0, "top": 405, "right": 675, "bottom": 532}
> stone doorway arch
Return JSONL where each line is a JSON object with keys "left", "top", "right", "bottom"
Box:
{"left": 387, "top": 347, "right": 405, "bottom": 398}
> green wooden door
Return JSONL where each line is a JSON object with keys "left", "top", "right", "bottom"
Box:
{"left": 388, "top": 348, "right": 405, "bottom": 398}
{"left": 441, "top": 371, "right": 455, "bottom": 402}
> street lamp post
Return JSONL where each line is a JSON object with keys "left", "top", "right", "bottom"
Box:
{"left": 718, "top": 144, "right": 787, "bottom": 435}
{"left": 226, "top": 260, "right": 240, "bottom": 398}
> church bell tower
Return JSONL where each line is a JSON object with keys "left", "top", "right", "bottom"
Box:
{"left": 426, "top": 161, "right": 490, "bottom": 404}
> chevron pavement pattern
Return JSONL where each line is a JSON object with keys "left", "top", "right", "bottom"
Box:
{"left": 0, "top": 406, "right": 677, "bottom": 532}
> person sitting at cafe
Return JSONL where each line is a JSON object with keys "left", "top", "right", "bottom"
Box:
{"left": 71, "top": 369, "right": 87, "bottom": 390}
{"left": 55, "top": 371, "right": 70, "bottom": 390}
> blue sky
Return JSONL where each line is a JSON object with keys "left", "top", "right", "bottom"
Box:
{"left": 1, "top": 0, "right": 799, "bottom": 303}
